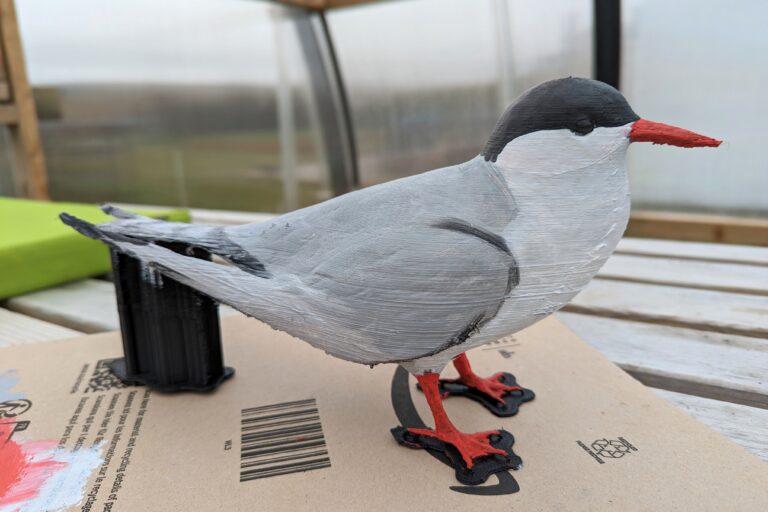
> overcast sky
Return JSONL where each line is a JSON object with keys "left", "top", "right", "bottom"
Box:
{"left": 16, "top": 0, "right": 590, "bottom": 87}
{"left": 17, "top": 0, "right": 279, "bottom": 85}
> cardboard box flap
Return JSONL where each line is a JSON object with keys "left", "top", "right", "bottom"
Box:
{"left": 1, "top": 316, "right": 766, "bottom": 511}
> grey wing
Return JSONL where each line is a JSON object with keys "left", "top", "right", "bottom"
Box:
{"left": 85, "top": 159, "right": 519, "bottom": 364}
{"left": 91, "top": 158, "right": 516, "bottom": 286}
{"left": 294, "top": 218, "right": 519, "bottom": 363}
{"left": 227, "top": 157, "right": 516, "bottom": 277}
{"left": 220, "top": 158, "right": 519, "bottom": 362}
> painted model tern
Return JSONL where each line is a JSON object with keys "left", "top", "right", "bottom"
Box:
{"left": 62, "top": 78, "right": 720, "bottom": 470}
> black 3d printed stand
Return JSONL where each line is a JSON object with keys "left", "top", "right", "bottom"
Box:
{"left": 107, "top": 243, "right": 234, "bottom": 392}
{"left": 391, "top": 427, "right": 522, "bottom": 486}
{"left": 434, "top": 373, "right": 535, "bottom": 417}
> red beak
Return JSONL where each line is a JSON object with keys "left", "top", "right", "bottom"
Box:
{"left": 629, "top": 119, "right": 722, "bottom": 148}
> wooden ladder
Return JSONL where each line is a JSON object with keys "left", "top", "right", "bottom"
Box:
{"left": 0, "top": 0, "right": 48, "bottom": 199}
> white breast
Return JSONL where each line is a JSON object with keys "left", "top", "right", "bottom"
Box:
{"left": 407, "top": 124, "right": 632, "bottom": 373}
{"left": 492, "top": 125, "right": 631, "bottom": 333}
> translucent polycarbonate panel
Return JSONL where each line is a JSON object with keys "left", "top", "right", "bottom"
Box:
{"left": 623, "top": 0, "right": 768, "bottom": 216}
{"left": 14, "top": 0, "right": 329, "bottom": 212}
{"left": 501, "top": 0, "right": 593, "bottom": 103}
{"left": 328, "top": 0, "right": 592, "bottom": 186}
{"left": 327, "top": 0, "right": 497, "bottom": 186}
{"left": 0, "top": 128, "right": 16, "bottom": 196}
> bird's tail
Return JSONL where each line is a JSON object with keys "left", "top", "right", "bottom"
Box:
{"left": 61, "top": 206, "right": 323, "bottom": 343}
{"left": 60, "top": 209, "right": 146, "bottom": 247}
{"left": 59, "top": 209, "right": 279, "bottom": 317}
{"left": 62, "top": 204, "right": 269, "bottom": 274}
{"left": 85, "top": 204, "right": 222, "bottom": 247}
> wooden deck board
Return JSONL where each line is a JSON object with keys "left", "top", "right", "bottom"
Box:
{"left": 616, "top": 238, "right": 768, "bottom": 266}
{"left": 0, "top": 307, "right": 80, "bottom": 346}
{"left": 626, "top": 210, "right": 768, "bottom": 246}
{"left": 599, "top": 254, "right": 768, "bottom": 296}
{"left": 565, "top": 279, "right": 768, "bottom": 338}
{"left": 5, "top": 279, "right": 120, "bottom": 333}
{"left": 652, "top": 389, "right": 768, "bottom": 461}
{"left": 557, "top": 312, "right": 768, "bottom": 408}
{"left": 188, "top": 208, "right": 275, "bottom": 226}
{"left": 4, "top": 278, "right": 241, "bottom": 334}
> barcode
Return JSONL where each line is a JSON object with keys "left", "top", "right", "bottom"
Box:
{"left": 240, "top": 398, "right": 331, "bottom": 482}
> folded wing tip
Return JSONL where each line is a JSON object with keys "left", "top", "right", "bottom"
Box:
{"left": 60, "top": 212, "right": 101, "bottom": 239}
{"left": 100, "top": 203, "right": 142, "bottom": 220}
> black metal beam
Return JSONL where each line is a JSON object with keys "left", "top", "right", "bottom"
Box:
{"left": 293, "top": 9, "right": 359, "bottom": 194}
{"left": 594, "top": 0, "right": 621, "bottom": 89}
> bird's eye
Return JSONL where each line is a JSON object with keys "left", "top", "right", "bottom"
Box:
{"left": 572, "top": 118, "right": 594, "bottom": 136}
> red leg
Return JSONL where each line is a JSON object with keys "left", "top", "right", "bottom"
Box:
{"left": 408, "top": 372, "right": 507, "bottom": 469}
{"left": 452, "top": 353, "right": 522, "bottom": 404}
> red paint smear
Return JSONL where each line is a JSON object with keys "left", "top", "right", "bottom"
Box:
{"left": 630, "top": 118, "right": 722, "bottom": 147}
{"left": 0, "top": 423, "right": 67, "bottom": 508}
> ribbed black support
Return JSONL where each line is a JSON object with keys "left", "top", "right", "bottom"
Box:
{"left": 108, "top": 243, "right": 234, "bottom": 392}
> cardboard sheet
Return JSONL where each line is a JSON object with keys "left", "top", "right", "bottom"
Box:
{"left": 1, "top": 315, "right": 766, "bottom": 511}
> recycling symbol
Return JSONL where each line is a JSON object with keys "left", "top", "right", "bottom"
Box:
{"left": 591, "top": 438, "right": 632, "bottom": 459}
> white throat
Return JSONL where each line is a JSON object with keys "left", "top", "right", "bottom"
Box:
{"left": 490, "top": 124, "right": 632, "bottom": 332}
{"left": 495, "top": 123, "right": 633, "bottom": 175}
{"left": 393, "top": 124, "right": 636, "bottom": 373}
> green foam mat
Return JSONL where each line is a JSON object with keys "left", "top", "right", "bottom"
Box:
{"left": 0, "top": 198, "right": 189, "bottom": 300}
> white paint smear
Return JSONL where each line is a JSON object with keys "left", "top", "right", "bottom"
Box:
{"left": 0, "top": 444, "right": 104, "bottom": 512}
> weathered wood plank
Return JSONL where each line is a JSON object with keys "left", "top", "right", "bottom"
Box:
{"left": 598, "top": 254, "right": 768, "bottom": 296}
{"left": 0, "top": 307, "right": 80, "bottom": 346}
{"left": 616, "top": 238, "right": 768, "bottom": 266}
{"left": 652, "top": 389, "right": 768, "bottom": 461}
{"left": 0, "top": 0, "right": 49, "bottom": 199}
{"left": 273, "top": 0, "right": 383, "bottom": 10}
{"left": 5, "top": 279, "right": 119, "bottom": 332}
{"left": 626, "top": 210, "right": 768, "bottom": 246}
{"left": 110, "top": 205, "right": 274, "bottom": 226}
{"left": 557, "top": 312, "right": 768, "bottom": 408}
{"left": 564, "top": 279, "right": 768, "bottom": 338}
{"left": 5, "top": 279, "right": 241, "bottom": 333}
{"left": 630, "top": 372, "right": 768, "bottom": 411}
{"left": 0, "top": 103, "right": 17, "bottom": 122}
{"left": 188, "top": 208, "right": 275, "bottom": 226}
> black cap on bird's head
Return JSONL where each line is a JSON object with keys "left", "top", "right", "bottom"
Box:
{"left": 482, "top": 77, "right": 721, "bottom": 162}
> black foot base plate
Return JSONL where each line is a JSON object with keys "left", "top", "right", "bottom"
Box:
{"left": 108, "top": 358, "right": 235, "bottom": 392}
{"left": 423, "top": 372, "right": 535, "bottom": 417}
{"left": 391, "top": 427, "right": 522, "bottom": 486}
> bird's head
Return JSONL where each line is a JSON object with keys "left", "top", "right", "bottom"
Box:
{"left": 482, "top": 77, "right": 721, "bottom": 175}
